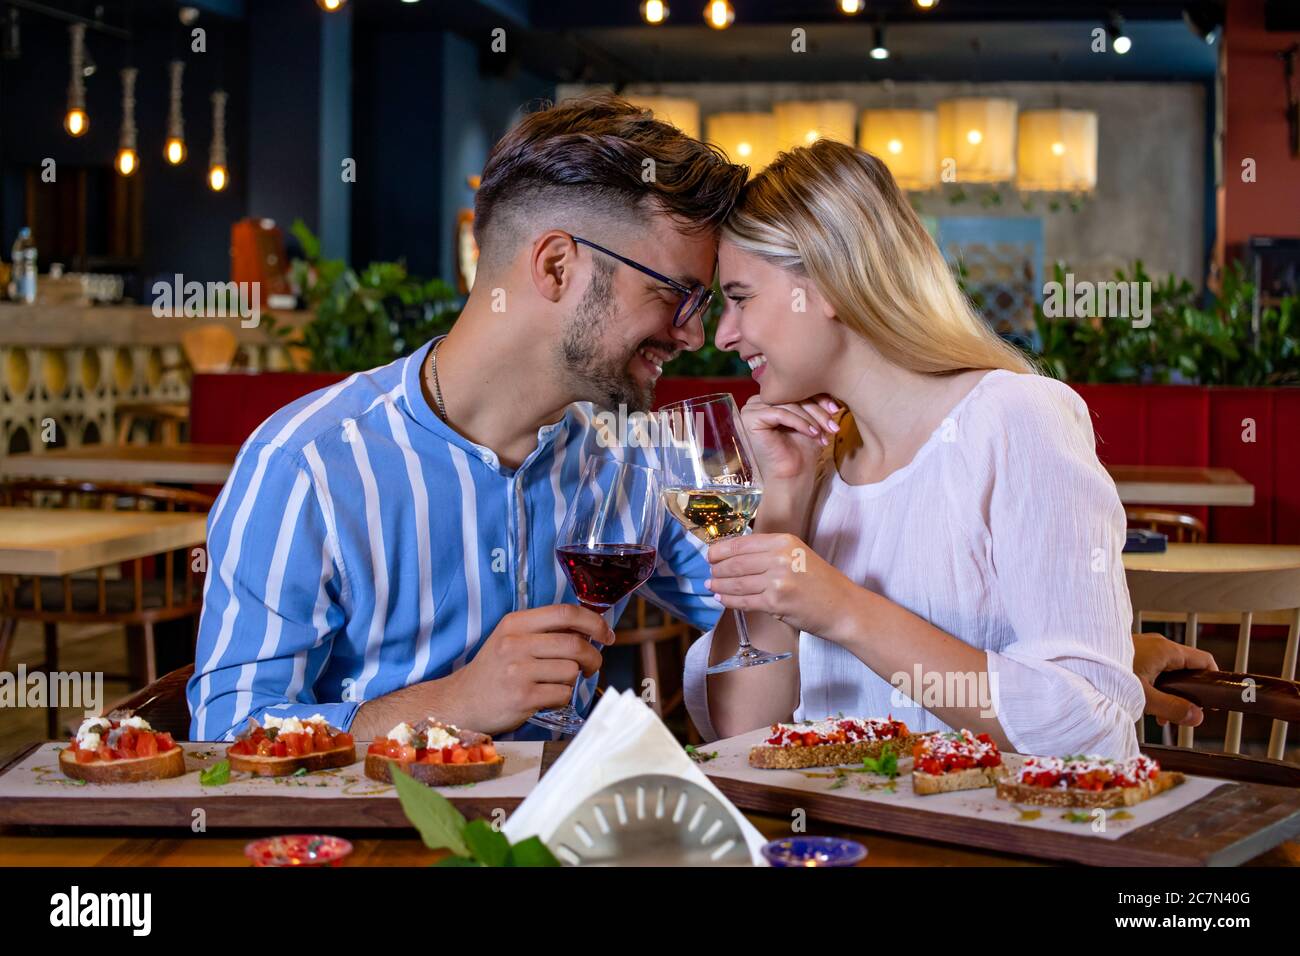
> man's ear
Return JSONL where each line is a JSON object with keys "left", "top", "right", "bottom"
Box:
{"left": 530, "top": 231, "right": 580, "bottom": 304}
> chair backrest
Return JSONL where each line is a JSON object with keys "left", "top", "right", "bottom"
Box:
{"left": 1124, "top": 507, "right": 1206, "bottom": 543}
{"left": 1128, "top": 564, "right": 1300, "bottom": 761}
{"left": 0, "top": 478, "right": 214, "bottom": 512}
{"left": 109, "top": 663, "right": 195, "bottom": 740}
{"left": 181, "top": 323, "right": 239, "bottom": 374}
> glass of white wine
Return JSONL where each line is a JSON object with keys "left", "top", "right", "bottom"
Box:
{"left": 657, "top": 393, "right": 793, "bottom": 674}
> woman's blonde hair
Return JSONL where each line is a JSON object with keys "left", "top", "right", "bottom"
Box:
{"left": 721, "top": 139, "right": 1035, "bottom": 376}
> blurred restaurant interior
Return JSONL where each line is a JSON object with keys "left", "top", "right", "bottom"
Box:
{"left": 0, "top": 0, "right": 1297, "bottom": 765}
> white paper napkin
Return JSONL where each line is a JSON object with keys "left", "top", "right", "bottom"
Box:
{"left": 502, "top": 689, "right": 768, "bottom": 865}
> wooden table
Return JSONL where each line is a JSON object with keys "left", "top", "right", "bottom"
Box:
{"left": 1, "top": 739, "right": 1295, "bottom": 868}
{"left": 1123, "top": 543, "right": 1300, "bottom": 574}
{"left": 0, "top": 444, "right": 237, "bottom": 486}
{"left": 0, "top": 507, "right": 209, "bottom": 576}
{"left": 1124, "top": 544, "right": 1300, "bottom": 627}
{"left": 1107, "top": 464, "right": 1254, "bottom": 507}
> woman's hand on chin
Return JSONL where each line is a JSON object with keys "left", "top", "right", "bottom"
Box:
{"left": 740, "top": 393, "right": 839, "bottom": 485}
{"left": 705, "top": 532, "right": 857, "bottom": 639}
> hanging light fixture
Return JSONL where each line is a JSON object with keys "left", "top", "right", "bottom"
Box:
{"left": 860, "top": 108, "right": 939, "bottom": 190}
{"left": 116, "top": 67, "right": 139, "bottom": 176}
{"left": 208, "top": 89, "right": 228, "bottom": 191}
{"left": 316, "top": 0, "right": 349, "bottom": 11}
{"left": 914, "top": 0, "right": 939, "bottom": 9}
{"left": 64, "top": 23, "right": 89, "bottom": 137}
{"left": 625, "top": 95, "right": 701, "bottom": 139}
{"left": 937, "top": 97, "right": 1017, "bottom": 183}
{"left": 704, "top": 0, "right": 734, "bottom": 30}
{"left": 839, "top": 0, "right": 863, "bottom": 13}
{"left": 870, "top": 24, "right": 890, "bottom": 60}
{"left": 1106, "top": 12, "right": 1132, "bottom": 54}
{"left": 641, "top": 0, "right": 669, "bottom": 24}
{"left": 164, "top": 60, "right": 186, "bottom": 164}
{"left": 1015, "top": 109, "right": 1098, "bottom": 193}
{"left": 774, "top": 100, "right": 856, "bottom": 150}
{"left": 706, "top": 112, "right": 778, "bottom": 176}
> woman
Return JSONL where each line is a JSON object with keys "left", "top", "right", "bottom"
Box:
{"left": 684, "top": 139, "right": 1183, "bottom": 760}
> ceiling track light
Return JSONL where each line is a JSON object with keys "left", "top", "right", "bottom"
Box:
{"left": 870, "top": 24, "right": 890, "bottom": 60}
{"left": 1183, "top": 3, "right": 1223, "bottom": 45}
{"left": 1106, "top": 12, "right": 1132, "bottom": 55}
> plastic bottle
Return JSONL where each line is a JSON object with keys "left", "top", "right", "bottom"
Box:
{"left": 11, "top": 227, "right": 37, "bottom": 304}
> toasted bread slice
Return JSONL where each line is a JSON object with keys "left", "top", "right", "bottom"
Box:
{"left": 913, "top": 765, "right": 1004, "bottom": 796}
{"left": 995, "top": 771, "right": 1185, "bottom": 809}
{"left": 748, "top": 734, "right": 919, "bottom": 770}
{"left": 364, "top": 753, "right": 505, "bottom": 786}
{"left": 227, "top": 742, "right": 357, "bottom": 777}
{"left": 59, "top": 745, "right": 186, "bottom": 784}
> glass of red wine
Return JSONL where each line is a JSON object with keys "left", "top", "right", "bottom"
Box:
{"left": 528, "top": 457, "right": 663, "bottom": 734}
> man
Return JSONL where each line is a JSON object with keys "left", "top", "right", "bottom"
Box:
{"left": 189, "top": 92, "right": 1214, "bottom": 742}
{"left": 188, "top": 93, "right": 746, "bottom": 740}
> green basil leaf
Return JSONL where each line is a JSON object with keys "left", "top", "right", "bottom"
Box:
{"left": 390, "top": 763, "right": 469, "bottom": 856}
{"left": 463, "top": 819, "right": 510, "bottom": 867}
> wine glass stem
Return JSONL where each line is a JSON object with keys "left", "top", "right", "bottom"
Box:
{"left": 567, "top": 606, "right": 613, "bottom": 714}
{"left": 733, "top": 608, "right": 754, "bottom": 651}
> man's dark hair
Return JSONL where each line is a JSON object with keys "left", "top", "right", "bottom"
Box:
{"left": 473, "top": 92, "right": 748, "bottom": 272}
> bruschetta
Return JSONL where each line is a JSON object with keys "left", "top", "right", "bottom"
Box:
{"left": 748, "top": 717, "right": 919, "bottom": 770}
{"left": 911, "top": 729, "right": 1005, "bottom": 795}
{"left": 60, "top": 714, "right": 186, "bottom": 783}
{"left": 364, "top": 719, "right": 504, "bottom": 786}
{"left": 995, "top": 753, "right": 1185, "bottom": 809}
{"left": 226, "top": 714, "right": 356, "bottom": 776}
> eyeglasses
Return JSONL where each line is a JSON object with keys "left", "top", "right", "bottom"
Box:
{"left": 572, "top": 235, "right": 714, "bottom": 329}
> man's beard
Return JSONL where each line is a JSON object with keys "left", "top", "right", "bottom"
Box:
{"left": 559, "top": 261, "right": 654, "bottom": 413}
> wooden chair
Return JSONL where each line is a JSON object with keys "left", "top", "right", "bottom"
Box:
{"left": 116, "top": 402, "right": 190, "bottom": 446}
{"left": 0, "top": 478, "right": 213, "bottom": 736}
{"left": 107, "top": 663, "right": 195, "bottom": 740}
{"left": 1128, "top": 563, "right": 1300, "bottom": 760}
{"left": 1125, "top": 507, "right": 1206, "bottom": 543}
{"left": 180, "top": 323, "right": 238, "bottom": 374}
{"left": 613, "top": 596, "right": 700, "bottom": 742}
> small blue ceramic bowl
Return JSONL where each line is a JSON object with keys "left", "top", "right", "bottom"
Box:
{"left": 761, "top": 836, "right": 868, "bottom": 868}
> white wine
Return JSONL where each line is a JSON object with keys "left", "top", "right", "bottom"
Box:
{"left": 662, "top": 486, "right": 763, "bottom": 543}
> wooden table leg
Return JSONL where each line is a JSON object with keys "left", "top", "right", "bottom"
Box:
{"left": 0, "top": 617, "right": 14, "bottom": 672}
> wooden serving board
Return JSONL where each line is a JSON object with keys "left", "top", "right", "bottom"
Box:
{"left": 0, "top": 741, "right": 560, "bottom": 830}
{"left": 702, "top": 730, "right": 1300, "bottom": 867}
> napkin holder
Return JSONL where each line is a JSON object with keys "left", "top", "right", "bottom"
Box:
{"left": 547, "top": 773, "right": 754, "bottom": 866}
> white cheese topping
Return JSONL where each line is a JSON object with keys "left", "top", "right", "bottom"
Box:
{"left": 423, "top": 726, "right": 460, "bottom": 750}
{"left": 119, "top": 716, "right": 153, "bottom": 732}
{"left": 76, "top": 716, "right": 112, "bottom": 749}
{"left": 1016, "top": 753, "right": 1159, "bottom": 787}
{"left": 767, "top": 716, "right": 902, "bottom": 744}
{"left": 262, "top": 714, "right": 328, "bottom": 736}
{"left": 386, "top": 722, "right": 415, "bottom": 746}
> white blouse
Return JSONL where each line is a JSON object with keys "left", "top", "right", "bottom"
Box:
{"left": 683, "top": 370, "right": 1145, "bottom": 760}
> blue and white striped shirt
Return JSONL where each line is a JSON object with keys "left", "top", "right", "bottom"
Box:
{"left": 187, "top": 338, "right": 722, "bottom": 741}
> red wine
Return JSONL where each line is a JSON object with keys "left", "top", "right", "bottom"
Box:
{"left": 556, "top": 544, "right": 658, "bottom": 612}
